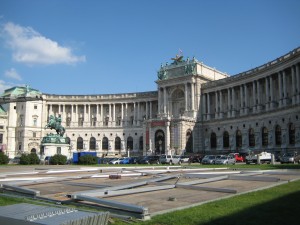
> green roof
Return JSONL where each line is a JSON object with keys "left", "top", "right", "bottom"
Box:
{"left": 1, "top": 86, "right": 41, "bottom": 98}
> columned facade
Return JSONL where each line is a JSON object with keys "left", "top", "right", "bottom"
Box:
{"left": 1, "top": 47, "right": 300, "bottom": 158}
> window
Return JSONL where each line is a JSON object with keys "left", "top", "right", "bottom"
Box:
{"left": 78, "top": 117, "right": 84, "bottom": 127}
{"left": 34, "top": 105, "right": 37, "bottom": 109}
{"left": 115, "top": 137, "right": 121, "bottom": 150}
{"left": 289, "top": 123, "right": 295, "bottom": 145}
{"left": 275, "top": 125, "right": 281, "bottom": 145}
{"left": 33, "top": 132, "right": 36, "bottom": 138}
{"left": 0, "top": 126, "right": 3, "bottom": 129}
{"left": 33, "top": 118, "right": 37, "bottom": 126}
{"left": 236, "top": 130, "right": 242, "bottom": 149}
{"left": 89, "top": 137, "right": 96, "bottom": 150}
{"left": 139, "top": 136, "right": 143, "bottom": 150}
{"left": 0, "top": 133, "right": 3, "bottom": 144}
{"left": 102, "top": 137, "right": 108, "bottom": 150}
{"left": 223, "top": 131, "right": 229, "bottom": 148}
{"left": 66, "top": 117, "right": 71, "bottom": 127}
{"left": 249, "top": 128, "right": 255, "bottom": 147}
{"left": 127, "top": 136, "right": 133, "bottom": 150}
{"left": 77, "top": 137, "right": 83, "bottom": 150}
{"left": 262, "top": 127, "right": 268, "bottom": 146}
{"left": 210, "top": 132, "right": 217, "bottom": 148}
{"left": 57, "top": 147, "right": 61, "bottom": 154}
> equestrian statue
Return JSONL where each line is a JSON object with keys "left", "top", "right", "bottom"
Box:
{"left": 45, "top": 115, "right": 65, "bottom": 137}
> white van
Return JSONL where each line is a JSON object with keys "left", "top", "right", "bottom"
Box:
{"left": 159, "top": 155, "right": 182, "bottom": 164}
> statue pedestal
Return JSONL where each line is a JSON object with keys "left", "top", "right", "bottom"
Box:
{"left": 41, "top": 134, "right": 71, "bottom": 159}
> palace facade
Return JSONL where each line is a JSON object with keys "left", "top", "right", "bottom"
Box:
{"left": 1, "top": 47, "right": 300, "bottom": 158}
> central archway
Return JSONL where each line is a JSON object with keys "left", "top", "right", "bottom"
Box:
{"left": 155, "top": 130, "right": 165, "bottom": 155}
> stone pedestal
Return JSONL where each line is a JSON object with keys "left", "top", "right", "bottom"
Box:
{"left": 41, "top": 134, "right": 71, "bottom": 159}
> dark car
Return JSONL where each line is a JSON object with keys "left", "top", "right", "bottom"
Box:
{"left": 280, "top": 152, "right": 300, "bottom": 164}
{"left": 188, "top": 154, "right": 204, "bottom": 163}
{"left": 139, "top": 156, "right": 160, "bottom": 164}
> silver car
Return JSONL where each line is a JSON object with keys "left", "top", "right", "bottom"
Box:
{"left": 215, "top": 155, "right": 236, "bottom": 165}
{"left": 201, "top": 155, "right": 216, "bottom": 164}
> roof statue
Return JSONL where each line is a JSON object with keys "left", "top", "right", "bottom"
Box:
{"left": 171, "top": 49, "right": 184, "bottom": 65}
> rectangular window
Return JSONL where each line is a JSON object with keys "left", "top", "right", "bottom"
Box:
{"left": 33, "top": 132, "right": 36, "bottom": 138}
{"left": 0, "top": 133, "right": 3, "bottom": 144}
{"left": 57, "top": 147, "right": 61, "bottom": 154}
{"left": 0, "top": 126, "right": 3, "bottom": 129}
{"left": 34, "top": 105, "right": 37, "bottom": 109}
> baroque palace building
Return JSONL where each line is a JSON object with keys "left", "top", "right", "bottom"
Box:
{"left": 0, "top": 47, "right": 300, "bottom": 158}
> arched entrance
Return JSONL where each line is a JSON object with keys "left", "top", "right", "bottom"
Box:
{"left": 31, "top": 148, "right": 37, "bottom": 153}
{"left": 155, "top": 130, "right": 165, "bottom": 155}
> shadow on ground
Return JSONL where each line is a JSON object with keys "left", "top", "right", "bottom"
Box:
{"left": 201, "top": 190, "right": 300, "bottom": 225}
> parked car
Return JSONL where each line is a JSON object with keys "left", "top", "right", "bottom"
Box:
{"left": 139, "top": 156, "right": 160, "bottom": 164}
{"left": 228, "top": 153, "right": 244, "bottom": 162}
{"left": 246, "top": 152, "right": 272, "bottom": 164}
{"left": 280, "top": 152, "right": 300, "bottom": 164}
{"left": 109, "top": 158, "right": 124, "bottom": 164}
{"left": 159, "top": 155, "right": 181, "bottom": 164}
{"left": 188, "top": 155, "right": 204, "bottom": 163}
{"left": 201, "top": 155, "right": 216, "bottom": 164}
{"left": 119, "top": 157, "right": 131, "bottom": 164}
{"left": 215, "top": 155, "right": 236, "bottom": 165}
{"left": 9, "top": 156, "right": 21, "bottom": 164}
{"left": 179, "top": 156, "right": 189, "bottom": 163}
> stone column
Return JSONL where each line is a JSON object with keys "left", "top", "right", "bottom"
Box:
{"left": 244, "top": 84, "right": 248, "bottom": 114}
{"left": 149, "top": 101, "right": 152, "bottom": 119}
{"left": 296, "top": 64, "right": 300, "bottom": 104}
{"left": 158, "top": 88, "right": 161, "bottom": 115}
{"left": 207, "top": 93, "right": 211, "bottom": 120}
{"left": 265, "top": 77, "right": 269, "bottom": 111}
{"left": 121, "top": 103, "right": 124, "bottom": 125}
{"left": 112, "top": 104, "right": 116, "bottom": 126}
{"left": 146, "top": 101, "right": 149, "bottom": 119}
{"left": 227, "top": 88, "right": 231, "bottom": 118}
{"left": 257, "top": 80, "right": 261, "bottom": 112}
{"left": 137, "top": 102, "right": 140, "bottom": 126}
{"left": 282, "top": 71, "right": 287, "bottom": 106}
{"left": 100, "top": 104, "right": 103, "bottom": 126}
{"left": 191, "top": 82, "right": 195, "bottom": 111}
{"left": 185, "top": 83, "right": 188, "bottom": 112}
{"left": 75, "top": 105, "right": 78, "bottom": 125}
{"left": 215, "top": 91, "right": 218, "bottom": 119}
{"left": 202, "top": 93, "right": 206, "bottom": 120}
{"left": 269, "top": 76, "right": 274, "bottom": 109}
{"left": 240, "top": 85, "right": 243, "bottom": 115}
{"left": 125, "top": 103, "right": 128, "bottom": 126}
{"left": 232, "top": 88, "right": 236, "bottom": 117}
{"left": 164, "top": 87, "right": 167, "bottom": 115}
{"left": 291, "top": 66, "right": 296, "bottom": 104}
{"left": 252, "top": 81, "right": 256, "bottom": 113}
{"left": 278, "top": 72, "right": 283, "bottom": 107}
{"left": 219, "top": 90, "right": 223, "bottom": 118}
{"left": 133, "top": 102, "right": 136, "bottom": 126}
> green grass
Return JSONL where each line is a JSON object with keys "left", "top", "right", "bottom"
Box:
{"left": 114, "top": 179, "right": 300, "bottom": 225}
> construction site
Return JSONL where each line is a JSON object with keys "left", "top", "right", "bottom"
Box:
{"left": 1, "top": 165, "right": 300, "bottom": 224}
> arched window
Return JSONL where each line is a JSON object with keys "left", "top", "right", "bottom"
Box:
{"left": 289, "top": 123, "right": 295, "bottom": 145}
{"left": 89, "top": 137, "right": 96, "bottom": 150}
{"left": 262, "top": 127, "right": 268, "bottom": 147}
{"left": 275, "top": 125, "right": 281, "bottom": 146}
{"left": 210, "top": 132, "right": 216, "bottom": 148}
{"left": 127, "top": 136, "right": 133, "bottom": 150}
{"left": 186, "top": 130, "right": 193, "bottom": 153}
{"left": 77, "top": 137, "right": 83, "bottom": 150}
{"left": 115, "top": 137, "right": 121, "bottom": 150}
{"left": 236, "top": 130, "right": 242, "bottom": 149}
{"left": 249, "top": 128, "right": 255, "bottom": 147}
{"left": 223, "top": 131, "right": 229, "bottom": 148}
{"left": 139, "top": 136, "right": 143, "bottom": 150}
{"left": 102, "top": 137, "right": 108, "bottom": 150}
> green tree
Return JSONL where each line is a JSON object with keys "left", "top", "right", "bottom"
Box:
{"left": 0, "top": 152, "right": 9, "bottom": 164}
{"left": 50, "top": 154, "right": 67, "bottom": 165}
{"left": 78, "top": 154, "right": 97, "bottom": 165}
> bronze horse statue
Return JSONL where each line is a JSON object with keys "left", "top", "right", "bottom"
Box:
{"left": 45, "top": 115, "right": 65, "bottom": 137}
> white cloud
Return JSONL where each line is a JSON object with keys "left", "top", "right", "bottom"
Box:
{"left": 4, "top": 68, "right": 22, "bottom": 81}
{"left": 3, "top": 22, "right": 86, "bottom": 65}
{"left": 0, "top": 80, "right": 13, "bottom": 94}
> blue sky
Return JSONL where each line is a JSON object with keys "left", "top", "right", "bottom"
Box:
{"left": 0, "top": 0, "right": 299, "bottom": 95}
